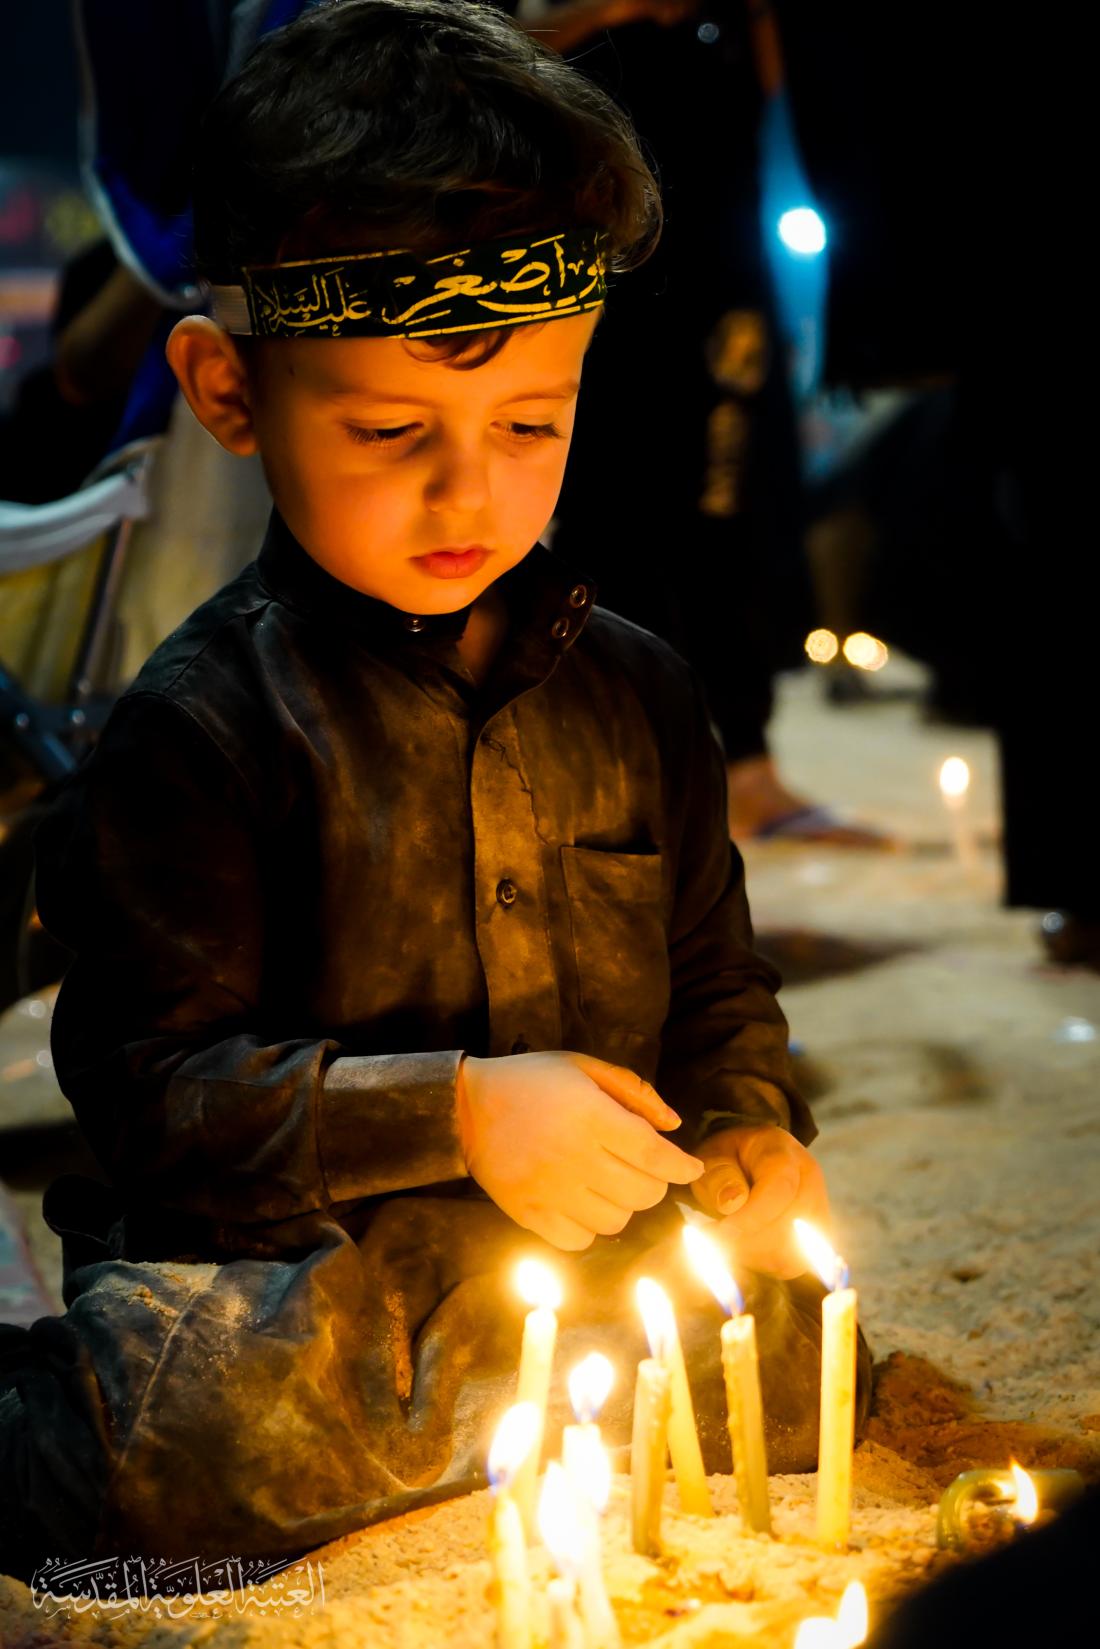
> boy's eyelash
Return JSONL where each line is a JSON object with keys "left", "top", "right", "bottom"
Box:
{"left": 344, "top": 421, "right": 564, "bottom": 446}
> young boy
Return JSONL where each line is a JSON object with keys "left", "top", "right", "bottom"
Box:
{"left": 1, "top": 0, "right": 855, "bottom": 1583}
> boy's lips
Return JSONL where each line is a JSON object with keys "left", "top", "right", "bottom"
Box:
{"left": 413, "top": 546, "right": 490, "bottom": 580}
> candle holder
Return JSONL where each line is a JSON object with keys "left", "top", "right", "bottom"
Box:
{"left": 936, "top": 1467, "right": 1085, "bottom": 1552}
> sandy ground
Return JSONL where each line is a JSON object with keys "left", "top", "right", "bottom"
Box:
{"left": 2, "top": 653, "right": 1099, "bottom": 1643}
{"left": 752, "top": 661, "right": 1100, "bottom": 1443}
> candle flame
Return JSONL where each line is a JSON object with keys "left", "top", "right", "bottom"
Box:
{"left": 1010, "top": 1460, "right": 1039, "bottom": 1524}
{"left": 794, "top": 1621, "right": 843, "bottom": 1649}
{"left": 682, "top": 1225, "right": 744, "bottom": 1317}
{"left": 805, "top": 628, "right": 839, "bottom": 665}
{"left": 515, "top": 1257, "right": 562, "bottom": 1312}
{"left": 635, "top": 1277, "right": 677, "bottom": 1364}
{"left": 836, "top": 1581, "right": 869, "bottom": 1644}
{"left": 537, "top": 1460, "right": 586, "bottom": 1576}
{"left": 794, "top": 1219, "right": 849, "bottom": 1291}
{"left": 567, "top": 1353, "right": 614, "bottom": 1424}
{"left": 794, "top": 1581, "right": 869, "bottom": 1649}
{"left": 939, "top": 756, "right": 970, "bottom": 799}
{"left": 842, "top": 632, "right": 889, "bottom": 672}
{"left": 487, "top": 1401, "right": 541, "bottom": 1491}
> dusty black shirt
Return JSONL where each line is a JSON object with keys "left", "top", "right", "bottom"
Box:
{"left": 36, "top": 512, "right": 812, "bottom": 1262}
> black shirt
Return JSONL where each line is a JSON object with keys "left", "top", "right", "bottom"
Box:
{"left": 37, "top": 512, "right": 810, "bottom": 1261}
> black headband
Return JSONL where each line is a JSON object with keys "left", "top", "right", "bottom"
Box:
{"left": 208, "top": 226, "right": 608, "bottom": 340}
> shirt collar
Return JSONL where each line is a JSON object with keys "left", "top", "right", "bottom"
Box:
{"left": 255, "top": 509, "right": 598, "bottom": 655}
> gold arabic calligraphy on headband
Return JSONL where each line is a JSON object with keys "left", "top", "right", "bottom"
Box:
{"left": 214, "top": 228, "right": 608, "bottom": 339}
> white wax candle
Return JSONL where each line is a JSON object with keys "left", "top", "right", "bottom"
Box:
{"left": 630, "top": 1357, "right": 671, "bottom": 1556}
{"left": 562, "top": 1353, "right": 614, "bottom": 1515}
{"left": 720, "top": 1314, "right": 772, "bottom": 1535}
{"left": 635, "top": 1279, "right": 713, "bottom": 1517}
{"left": 794, "top": 1221, "right": 858, "bottom": 1550}
{"left": 562, "top": 1424, "right": 606, "bottom": 1507}
{"left": 817, "top": 1286, "right": 858, "bottom": 1548}
{"left": 682, "top": 1224, "right": 771, "bottom": 1536}
{"left": 512, "top": 1260, "right": 561, "bottom": 1540}
{"left": 487, "top": 1403, "right": 540, "bottom": 1649}
{"left": 539, "top": 1461, "right": 619, "bottom": 1649}
{"left": 939, "top": 756, "right": 977, "bottom": 873}
{"left": 547, "top": 1577, "right": 585, "bottom": 1649}
{"left": 488, "top": 1491, "right": 532, "bottom": 1649}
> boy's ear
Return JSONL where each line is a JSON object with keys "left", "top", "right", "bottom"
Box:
{"left": 165, "top": 316, "right": 258, "bottom": 455}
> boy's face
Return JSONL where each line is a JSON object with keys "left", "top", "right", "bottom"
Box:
{"left": 237, "top": 310, "right": 601, "bottom": 614}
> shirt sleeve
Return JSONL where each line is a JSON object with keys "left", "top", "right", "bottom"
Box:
{"left": 656, "top": 672, "right": 817, "bottom": 1148}
{"left": 35, "top": 693, "right": 469, "bottom": 1238}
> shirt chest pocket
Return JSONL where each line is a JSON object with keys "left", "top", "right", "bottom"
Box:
{"left": 560, "top": 845, "right": 671, "bottom": 1039}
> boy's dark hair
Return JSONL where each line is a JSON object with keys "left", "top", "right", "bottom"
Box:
{"left": 193, "top": 0, "right": 662, "bottom": 365}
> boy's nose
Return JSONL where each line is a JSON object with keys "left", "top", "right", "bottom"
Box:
{"left": 424, "top": 443, "right": 491, "bottom": 514}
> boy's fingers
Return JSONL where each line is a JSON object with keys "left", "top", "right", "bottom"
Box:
{"left": 720, "top": 1157, "right": 801, "bottom": 1236}
{"left": 601, "top": 1110, "right": 704, "bottom": 1184}
{"left": 692, "top": 1159, "right": 750, "bottom": 1219}
{"left": 570, "top": 1053, "right": 682, "bottom": 1131}
{"left": 569, "top": 1187, "right": 633, "bottom": 1238}
{"left": 530, "top": 1208, "right": 597, "bottom": 1252}
{"left": 591, "top": 1154, "right": 672, "bottom": 1212}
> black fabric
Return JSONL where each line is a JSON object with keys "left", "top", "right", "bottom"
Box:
{"left": 34, "top": 509, "right": 810, "bottom": 1267}
{"left": 0, "top": 509, "right": 829, "bottom": 1573}
{"left": 531, "top": 3, "right": 813, "bottom": 760}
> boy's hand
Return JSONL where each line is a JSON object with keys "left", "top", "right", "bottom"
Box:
{"left": 456, "top": 1052, "right": 704, "bottom": 1251}
{"left": 691, "top": 1125, "right": 831, "bottom": 1278}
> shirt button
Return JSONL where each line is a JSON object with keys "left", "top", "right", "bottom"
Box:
{"left": 511, "top": 1038, "right": 531, "bottom": 1055}
{"left": 496, "top": 878, "right": 518, "bottom": 907}
{"left": 550, "top": 618, "right": 570, "bottom": 640}
{"left": 568, "top": 584, "right": 588, "bottom": 608}
{"left": 404, "top": 615, "right": 426, "bottom": 633}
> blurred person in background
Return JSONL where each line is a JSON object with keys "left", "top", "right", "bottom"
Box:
{"left": 776, "top": 0, "right": 1096, "bottom": 964}
{"left": 504, "top": 0, "right": 892, "bottom": 845}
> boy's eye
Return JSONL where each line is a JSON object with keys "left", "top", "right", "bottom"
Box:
{"left": 505, "top": 422, "right": 565, "bottom": 442}
{"left": 344, "top": 421, "right": 564, "bottom": 447}
{"left": 345, "top": 423, "right": 419, "bottom": 445}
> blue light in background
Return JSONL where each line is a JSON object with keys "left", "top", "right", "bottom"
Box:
{"left": 757, "top": 90, "right": 829, "bottom": 401}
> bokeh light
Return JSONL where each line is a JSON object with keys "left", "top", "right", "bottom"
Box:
{"left": 805, "top": 628, "right": 840, "bottom": 664}
{"left": 842, "top": 632, "right": 889, "bottom": 672}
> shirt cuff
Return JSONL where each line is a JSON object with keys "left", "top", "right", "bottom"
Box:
{"left": 319, "top": 1049, "right": 469, "bottom": 1201}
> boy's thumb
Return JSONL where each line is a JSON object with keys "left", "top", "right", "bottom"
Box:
{"left": 694, "top": 1160, "right": 751, "bottom": 1219}
{"left": 570, "top": 1054, "right": 681, "bottom": 1131}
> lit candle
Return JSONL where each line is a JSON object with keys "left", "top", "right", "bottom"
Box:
{"left": 539, "top": 1459, "right": 620, "bottom": 1649}
{"left": 793, "top": 1624, "right": 843, "bottom": 1649}
{"left": 487, "top": 1403, "right": 540, "bottom": 1649}
{"left": 630, "top": 1357, "right": 671, "bottom": 1556}
{"left": 938, "top": 756, "right": 977, "bottom": 873}
{"left": 936, "top": 1462, "right": 1085, "bottom": 1551}
{"left": 635, "top": 1278, "right": 713, "bottom": 1517}
{"left": 512, "top": 1258, "right": 562, "bottom": 1540}
{"left": 794, "top": 1219, "right": 858, "bottom": 1550}
{"left": 547, "top": 1579, "right": 586, "bottom": 1649}
{"left": 794, "top": 1581, "right": 869, "bottom": 1648}
{"left": 562, "top": 1353, "right": 614, "bottom": 1511}
{"left": 1008, "top": 1459, "right": 1039, "bottom": 1527}
{"left": 682, "top": 1225, "right": 771, "bottom": 1535}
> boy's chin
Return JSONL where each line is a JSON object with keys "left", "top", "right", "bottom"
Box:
{"left": 391, "top": 568, "right": 496, "bottom": 615}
